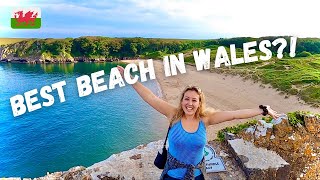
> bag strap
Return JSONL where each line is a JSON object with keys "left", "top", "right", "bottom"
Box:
{"left": 163, "top": 123, "right": 171, "bottom": 148}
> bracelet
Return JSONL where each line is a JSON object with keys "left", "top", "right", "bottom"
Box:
{"left": 259, "top": 105, "right": 268, "bottom": 116}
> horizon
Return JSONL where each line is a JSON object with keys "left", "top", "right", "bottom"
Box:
{"left": 1, "top": 35, "right": 319, "bottom": 40}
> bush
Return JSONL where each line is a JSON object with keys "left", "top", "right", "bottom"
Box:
{"left": 286, "top": 111, "right": 315, "bottom": 126}
{"left": 296, "top": 51, "right": 312, "bottom": 57}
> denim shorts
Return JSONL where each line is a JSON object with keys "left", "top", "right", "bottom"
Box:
{"left": 163, "top": 173, "right": 205, "bottom": 180}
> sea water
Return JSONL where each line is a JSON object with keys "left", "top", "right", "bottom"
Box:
{"left": 0, "top": 62, "right": 168, "bottom": 178}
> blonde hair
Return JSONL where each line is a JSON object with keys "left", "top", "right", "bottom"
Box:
{"left": 170, "top": 85, "right": 217, "bottom": 125}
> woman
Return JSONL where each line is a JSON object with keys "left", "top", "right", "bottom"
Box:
{"left": 117, "top": 65, "right": 280, "bottom": 180}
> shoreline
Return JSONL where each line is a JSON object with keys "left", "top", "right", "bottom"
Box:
{"left": 120, "top": 59, "right": 320, "bottom": 140}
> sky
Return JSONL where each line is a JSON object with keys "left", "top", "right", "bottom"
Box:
{"left": 0, "top": 0, "right": 320, "bottom": 39}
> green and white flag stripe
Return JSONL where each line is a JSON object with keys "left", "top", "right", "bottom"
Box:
{"left": 11, "top": 7, "right": 41, "bottom": 29}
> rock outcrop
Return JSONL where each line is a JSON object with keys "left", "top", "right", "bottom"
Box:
{"left": 0, "top": 41, "right": 121, "bottom": 64}
{"left": 227, "top": 138, "right": 290, "bottom": 180}
{"left": 232, "top": 113, "right": 320, "bottom": 179}
{"left": 7, "top": 140, "right": 246, "bottom": 180}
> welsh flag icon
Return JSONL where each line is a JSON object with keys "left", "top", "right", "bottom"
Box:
{"left": 11, "top": 7, "right": 41, "bottom": 29}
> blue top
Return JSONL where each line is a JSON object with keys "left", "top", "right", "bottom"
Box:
{"left": 167, "top": 120, "right": 207, "bottom": 179}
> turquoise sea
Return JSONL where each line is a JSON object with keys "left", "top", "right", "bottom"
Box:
{"left": 0, "top": 62, "right": 167, "bottom": 178}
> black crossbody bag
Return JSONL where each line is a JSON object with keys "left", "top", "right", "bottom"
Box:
{"left": 154, "top": 125, "right": 171, "bottom": 169}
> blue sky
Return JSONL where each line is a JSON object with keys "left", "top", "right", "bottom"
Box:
{"left": 1, "top": 0, "right": 319, "bottom": 39}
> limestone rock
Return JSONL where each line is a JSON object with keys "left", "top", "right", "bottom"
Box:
{"left": 34, "top": 171, "right": 63, "bottom": 180}
{"left": 304, "top": 115, "right": 320, "bottom": 134}
{"left": 62, "top": 166, "right": 87, "bottom": 180}
{"left": 86, "top": 140, "right": 164, "bottom": 180}
{"left": 236, "top": 113, "right": 320, "bottom": 179}
{"left": 273, "top": 118, "right": 292, "bottom": 138}
{"left": 227, "top": 138, "right": 290, "bottom": 180}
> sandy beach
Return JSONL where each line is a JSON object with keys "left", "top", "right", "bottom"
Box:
{"left": 121, "top": 59, "right": 320, "bottom": 141}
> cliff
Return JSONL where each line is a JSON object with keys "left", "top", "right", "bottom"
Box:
{"left": 0, "top": 40, "right": 118, "bottom": 63}
{"left": 32, "top": 140, "right": 246, "bottom": 180}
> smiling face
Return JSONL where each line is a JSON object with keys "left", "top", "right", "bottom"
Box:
{"left": 181, "top": 90, "right": 200, "bottom": 117}
{"left": 170, "top": 86, "right": 206, "bottom": 123}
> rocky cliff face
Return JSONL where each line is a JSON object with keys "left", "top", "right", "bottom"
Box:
{"left": 0, "top": 42, "right": 118, "bottom": 63}
{"left": 33, "top": 141, "right": 164, "bottom": 180}
{"left": 32, "top": 140, "right": 246, "bottom": 180}
{"left": 0, "top": 44, "right": 74, "bottom": 63}
{"left": 0, "top": 41, "right": 43, "bottom": 63}
{"left": 236, "top": 114, "right": 320, "bottom": 179}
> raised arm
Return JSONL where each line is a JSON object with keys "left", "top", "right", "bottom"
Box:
{"left": 117, "top": 65, "right": 177, "bottom": 118}
{"left": 206, "top": 105, "right": 280, "bottom": 126}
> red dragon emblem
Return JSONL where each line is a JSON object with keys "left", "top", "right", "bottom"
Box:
{"left": 14, "top": 10, "right": 38, "bottom": 26}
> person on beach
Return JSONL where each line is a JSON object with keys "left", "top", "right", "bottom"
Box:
{"left": 116, "top": 65, "right": 280, "bottom": 180}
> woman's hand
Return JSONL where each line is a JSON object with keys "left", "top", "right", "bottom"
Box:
{"left": 265, "top": 105, "right": 281, "bottom": 119}
{"left": 117, "top": 65, "right": 176, "bottom": 118}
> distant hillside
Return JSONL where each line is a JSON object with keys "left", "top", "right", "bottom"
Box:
{"left": 0, "top": 36, "right": 319, "bottom": 62}
{"left": 0, "top": 38, "right": 26, "bottom": 45}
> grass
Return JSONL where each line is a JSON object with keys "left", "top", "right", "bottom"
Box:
{"left": 217, "top": 119, "right": 257, "bottom": 141}
{"left": 228, "top": 57, "right": 320, "bottom": 107}
{"left": 287, "top": 110, "right": 320, "bottom": 126}
{"left": 217, "top": 111, "right": 320, "bottom": 141}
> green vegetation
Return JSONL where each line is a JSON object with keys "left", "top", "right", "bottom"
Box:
{"left": 296, "top": 51, "right": 312, "bottom": 57}
{"left": 1, "top": 37, "right": 210, "bottom": 60}
{"left": 217, "top": 120, "right": 257, "bottom": 141}
{"left": 287, "top": 110, "right": 320, "bottom": 126}
{"left": 217, "top": 111, "right": 320, "bottom": 141}
{"left": 3, "top": 36, "right": 320, "bottom": 60}
{"left": 212, "top": 55, "right": 320, "bottom": 107}
{"left": 0, "top": 36, "right": 291, "bottom": 59}
{"left": 287, "top": 111, "right": 306, "bottom": 126}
